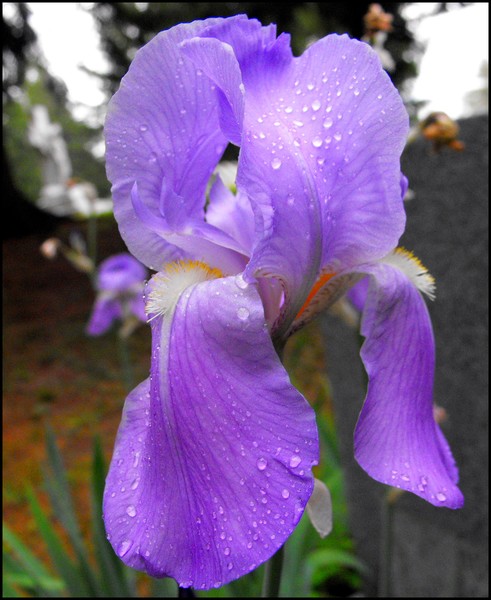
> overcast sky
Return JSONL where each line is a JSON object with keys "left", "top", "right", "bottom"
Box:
{"left": 20, "top": 2, "right": 490, "bottom": 123}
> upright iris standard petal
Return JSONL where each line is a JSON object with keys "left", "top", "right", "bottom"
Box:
{"left": 353, "top": 262, "right": 463, "bottom": 508}
{"left": 105, "top": 18, "right": 230, "bottom": 272}
{"left": 103, "top": 273, "right": 318, "bottom": 588}
{"left": 234, "top": 33, "right": 408, "bottom": 332}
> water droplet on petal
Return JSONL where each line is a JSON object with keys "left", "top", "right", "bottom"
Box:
{"left": 323, "top": 117, "right": 333, "bottom": 129}
{"left": 237, "top": 307, "right": 250, "bottom": 320}
{"left": 312, "top": 136, "right": 323, "bottom": 148}
{"left": 282, "top": 489, "right": 290, "bottom": 499}
{"left": 436, "top": 492, "right": 447, "bottom": 502}
{"left": 311, "top": 99, "right": 321, "bottom": 111}
{"left": 256, "top": 457, "right": 268, "bottom": 471}
{"left": 139, "top": 124, "right": 148, "bottom": 132}
{"left": 289, "top": 455, "right": 301, "bottom": 468}
{"left": 271, "top": 157, "right": 282, "bottom": 170}
{"left": 118, "top": 540, "right": 132, "bottom": 557}
{"left": 126, "top": 505, "right": 137, "bottom": 517}
{"left": 235, "top": 275, "right": 249, "bottom": 290}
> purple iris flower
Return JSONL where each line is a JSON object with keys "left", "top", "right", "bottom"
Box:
{"left": 86, "top": 253, "right": 147, "bottom": 336}
{"left": 102, "top": 15, "right": 463, "bottom": 589}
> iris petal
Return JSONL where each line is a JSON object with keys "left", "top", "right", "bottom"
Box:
{"left": 235, "top": 34, "right": 408, "bottom": 333}
{"left": 103, "top": 274, "right": 318, "bottom": 588}
{"left": 105, "top": 19, "right": 230, "bottom": 271}
{"left": 353, "top": 262, "right": 463, "bottom": 508}
{"left": 86, "top": 298, "right": 121, "bottom": 336}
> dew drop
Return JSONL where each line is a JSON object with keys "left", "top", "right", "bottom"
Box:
{"left": 237, "top": 307, "right": 250, "bottom": 320}
{"left": 224, "top": 547, "right": 231, "bottom": 556}
{"left": 323, "top": 117, "right": 333, "bottom": 129}
{"left": 311, "top": 99, "right": 321, "bottom": 111}
{"left": 139, "top": 124, "right": 148, "bottom": 132}
{"left": 289, "top": 455, "right": 302, "bottom": 468}
{"left": 271, "top": 157, "right": 282, "bottom": 170}
{"left": 235, "top": 274, "right": 248, "bottom": 290}
{"left": 126, "top": 505, "right": 137, "bottom": 517}
{"left": 282, "top": 489, "right": 290, "bottom": 499}
{"left": 118, "top": 540, "right": 132, "bottom": 557}
{"left": 436, "top": 492, "right": 447, "bottom": 502}
{"left": 312, "top": 136, "right": 323, "bottom": 148}
{"left": 256, "top": 457, "right": 268, "bottom": 471}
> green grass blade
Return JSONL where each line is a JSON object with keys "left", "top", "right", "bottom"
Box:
{"left": 3, "top": 523, "right": 58, "bottom": 597}
{"left": 43, "top": 424, "right": 104, "bottom": 596}
{"left": 25, "top": 486, "right": 91, "bottom": 597}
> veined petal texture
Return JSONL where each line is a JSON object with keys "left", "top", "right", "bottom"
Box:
{"left": 105, "top": 18, "right": 230, "bottom": 272}
{"left": 103, "top": 274, "right": 318, "bottom": 588}
{"left": 235, "top": 33, "right": 408, "bottom": 331}
{"left": 353, "top": 262, "right": 463, "bottom": 508}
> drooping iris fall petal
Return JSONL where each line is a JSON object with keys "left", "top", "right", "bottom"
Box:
{"left": 353, "top": 261, "right": 463, "bottom": 508}
{"left": 103, "top": 270, "right": 318, "bottom": 588}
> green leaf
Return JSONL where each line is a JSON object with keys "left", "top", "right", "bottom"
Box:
{"left": 3, "top": 523, "right": 57, "bottom": 596}
{"left": 305, "top": 547, "right": 367, "bottom": 586}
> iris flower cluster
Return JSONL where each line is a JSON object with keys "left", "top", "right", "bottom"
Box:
{"left": 102, "top": 15, "right": 463, "bottom": 590}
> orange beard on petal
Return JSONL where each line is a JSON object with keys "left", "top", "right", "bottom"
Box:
{"left": 295, "top": 272, "right": 336, "bottom": 320}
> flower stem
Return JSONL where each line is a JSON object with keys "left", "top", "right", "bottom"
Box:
{"left": 261, "top": 544, "right": 285, "bottom": 598}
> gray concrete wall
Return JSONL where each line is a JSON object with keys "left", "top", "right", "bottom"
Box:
{"left": 319, "top": 115, "right": 488, "bottom": 597}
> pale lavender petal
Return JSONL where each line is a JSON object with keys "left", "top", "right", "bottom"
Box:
{"left": 180, "top": 36, "right": 244, "bottom": 145}
{"left": 353, "top": 262, "right": 463, "bottom": 508}
{"left": 206, "top": 176, "right": 255, "bottom": 254}
{"left": 105, "top": 18, "right": 230, "bottom": 271}
{"left": 103, "top": 275, "right": 318, "bottom": 588}
{"left": 86, "top": 298, "right": 121, "bottom": 336}
{"left": 131, "top": 183, "right": 249, "bottom": 275}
